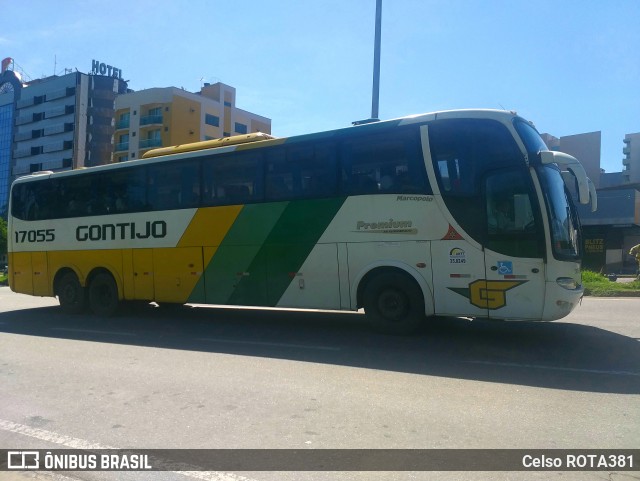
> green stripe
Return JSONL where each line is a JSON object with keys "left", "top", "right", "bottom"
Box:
{"left": 191, "top": 197, "right": 345, "bottom": 306}
{"left": 188, "top": 202, "right": 288, "bottom": 304}
{"left": 229, "top": 197, "right": 345, "bottom": 306}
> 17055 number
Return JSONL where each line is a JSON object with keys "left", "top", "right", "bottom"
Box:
{"left": 14, "top": 229, "right": 56, "bottom": 243}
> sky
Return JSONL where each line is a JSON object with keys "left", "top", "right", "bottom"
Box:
{"left": 2, "top": 0, "right": 638, "bottom": 174}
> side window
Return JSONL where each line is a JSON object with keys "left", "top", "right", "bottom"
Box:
{"left": 57, "top": 176, "right": 93, "bottom": 218}
{"left": 105, "top": 167, "right": 148, "bottom": 214}
{"left": 430, "top": 119, "right": 523, "bottom": 196}
{"left": 339, "top": 128, "right": 429, "bottom": 195}
{"left": 265, "top": 148, "right": 293, "bottom": 200}
{"left": 485, "top": 169, "right": 543, "bottom": 258}
{"left": 301, "top": 142, "right": 337, "bottom": 198}
{"left": 265, "top": 143, "right": 337, "bottom": 201}
{"left": 429, "top": 119, "right": 524, "bottom": 243}
{"left": 148, "top": 160, "right": 200, "bottom": 211}
{"left": 12, "top": 183, "right": 44, "bottom": 221}
{"left": 203, "top": 152, "right": 263, "bottom": 206}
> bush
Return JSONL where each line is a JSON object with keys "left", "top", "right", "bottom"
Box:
{"left": 581, "top": 270, "right": 609, "bottom": 284}
{"left": 582, "top": 269, "right": 640, "bottom": 296}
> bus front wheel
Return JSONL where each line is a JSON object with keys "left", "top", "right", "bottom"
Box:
{"left": 57, "top": 272, "right": 87, "bottom": 315}
{"left": 88, "top": 272, "right": 119, "bottom": 317}
{"left": 363, "top": 272, "right": 425, "bottom": 334}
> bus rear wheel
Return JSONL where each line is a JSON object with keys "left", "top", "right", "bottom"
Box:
{"left": 363, "top": 272, "right": 425, "bottom": 334}
{"left": 57, "top": 272, "right": 87, "bottom": 315}
{"left": 88, "top": 272, "right": 119, "bottom": 317}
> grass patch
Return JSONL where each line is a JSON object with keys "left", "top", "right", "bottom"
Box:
{"left": 0, "top": 274, "right": 7, "bottom": 285}
{"left": 582, "top": 270, "right": 640, "bottom": 296}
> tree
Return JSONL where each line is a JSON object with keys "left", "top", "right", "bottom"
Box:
{"left": 0, "top": 217, "right": 6, "bottom": 262}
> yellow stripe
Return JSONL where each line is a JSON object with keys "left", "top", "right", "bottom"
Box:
{"left": 177, "top": 206, "right": 243, "bottom": 249}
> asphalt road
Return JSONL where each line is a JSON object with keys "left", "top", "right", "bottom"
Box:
{"left": 0, "top": 286, "right": 638, "bottom": 481}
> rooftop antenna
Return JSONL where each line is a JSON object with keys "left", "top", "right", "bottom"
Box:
{"left": 353, "top": 0, "right": 382, "bottom": 126}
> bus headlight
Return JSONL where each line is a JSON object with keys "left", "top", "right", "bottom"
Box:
{"left": 556, "top": 277, "right": 579, "bottom": 290}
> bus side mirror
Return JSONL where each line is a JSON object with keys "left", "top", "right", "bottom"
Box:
{"left": 588, "top": 178, "right": 597, "bottom": 212}
{"left": 539, "top": 151, "right": 590, "bottom": 206}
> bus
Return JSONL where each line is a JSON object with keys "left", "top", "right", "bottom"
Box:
{"left": 7, "top": 109, "right": 597, "bottom": 333}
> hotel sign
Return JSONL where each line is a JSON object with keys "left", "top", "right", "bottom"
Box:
{"left": 91, "top": 59, "right": 123, "bottom": 79}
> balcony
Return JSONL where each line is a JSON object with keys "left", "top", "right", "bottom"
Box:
{"left": 139, "top": 114, "right": 163, "bottom": 126}
{"left": 623, "top": 146, "right": 630, "bottom": 155}
{"left": 139, "top": 138, "right": 162, "bottom": 149}
{"left": 116, "top": 119, "right": 130, "bottom": 129}
{"left": 115, "top": 141, "right": 129, "bottom": 152}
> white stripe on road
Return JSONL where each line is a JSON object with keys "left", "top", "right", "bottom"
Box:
{"left": 201, "top": 338, "right": 340, "bottom": 351}
{"left": 464, "top": 360, "right": 640, "bottom": 377}
{"left": 0, "top": 419, "right": 256, "bottom": 481}
{"left": 0, "top": 419, "right": 117, "bottom": 450}
{"left": 18, "top": 472, "right": 80, "bottom": 481}
{"left": 50, "top": 328, "right": 137, "bottom": 337}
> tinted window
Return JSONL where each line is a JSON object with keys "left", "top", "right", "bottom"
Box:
{"left": 101, "top": 167, "right": 148, "bottom": 214}
{"left": 148, "top": 160, "right": 200, "bottom": 210}
{"left": 265, "top": 143, "right": 337, "bottom": 201}
{"left": 203, "top": 152, "right": 263, "bottom": 205}
{"left": 429, "top": 119, "right": 523, "bottom": 242}
{"left": 537, "top": 165, "right": 581, "bottom": 260}
{"left": 339, "top": 128, "right": 430, "bottom": 195}
{"left": 485, "top": 168, "right": 543, "bottom": 258}
{"left": 11, "top": 166, "right": 150, "bottom": 221}
{"left": 514, "top": 119, "right": 548, "bottom": 158}
{"left": 430, "top": 119, "right": 523, "bottom": 196}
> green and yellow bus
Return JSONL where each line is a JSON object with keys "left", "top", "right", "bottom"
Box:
{"left": 7, "top": 109, "right": 596, "bottom": 333}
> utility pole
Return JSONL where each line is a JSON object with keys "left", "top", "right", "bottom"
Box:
{"left": 371, "top": 0, "right": 382, "bottom": 120}
{"left": 353, "top": 0, "right": 383, "bottom": 126}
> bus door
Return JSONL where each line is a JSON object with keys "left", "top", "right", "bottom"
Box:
{"left": 482, "top": 169, "right": 545, "bottom": 320}
{"left": 132, "top": 249, "right": 154, "bottom": 300}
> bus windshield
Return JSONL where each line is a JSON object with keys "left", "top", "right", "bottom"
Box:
{"left": 513, "top": 118, "right": 581, "bottom": 260}
{"left": 537, "top": 165, "right": 580, "bottom": 260}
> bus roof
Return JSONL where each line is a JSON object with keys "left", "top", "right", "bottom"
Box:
{"left": 11, "top": 109, "right": 525, "bottom": 185}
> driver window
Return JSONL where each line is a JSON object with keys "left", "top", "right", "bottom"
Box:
{"left": 485, "top": 169, "right": 543, "bottom": 258}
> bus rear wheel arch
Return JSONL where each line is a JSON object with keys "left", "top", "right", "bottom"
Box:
{"left": 87, "top": 270, "right": 120, "bottom": 317}
{"left": 54, "top": 270, "right": 87, "bottom": 315}
{"left": 361, "top": 269, "right": 426, "bottom": 334}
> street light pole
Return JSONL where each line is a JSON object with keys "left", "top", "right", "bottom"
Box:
{"left": 371, "top": 0, "right": 382, "bottom": 121}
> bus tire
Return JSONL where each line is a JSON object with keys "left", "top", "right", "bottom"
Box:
{"left": 56, "top": 272, "right": 87, "bottom": 315}
{"left": 363, "top": 271, "right": 425, "bottom": 335}
{"left": 88, "top": 272, "right": 119, "bottom": 317}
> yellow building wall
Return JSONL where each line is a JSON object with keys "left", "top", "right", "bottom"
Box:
{"left": 114, "top": 107, "right": 131, "bottom": 162}
{"left": 167, "top": 96, "right": 201, "bottom": 146}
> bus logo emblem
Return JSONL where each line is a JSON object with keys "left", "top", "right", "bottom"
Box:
{"left": 449, "top": 279, "right": 526, "bottom": 310}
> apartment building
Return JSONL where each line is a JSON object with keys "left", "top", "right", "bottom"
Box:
{"left": 541, "top": 131, "right": 602, "bottom": 188}
{"left": 622, "top": 132, "right": 640, "bottom": 184}
{"left": 113, "top": 82, "right": 271, "bottom": 162}
{"left": 11, "top": 71, "right": 128, "bottom": 177}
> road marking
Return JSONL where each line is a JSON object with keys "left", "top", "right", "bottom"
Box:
{"left": 0, "top": 419, "right": 256, "bottom": 481}
{"left": 50, "top": 328, "right": 137, "bottom": 337}
{"left": 19, "top": 472, "right": 80, "bottom": 481}
{"left": 464, "top": 360, "right": 640, "bottom": 377}
{"left": 0, "top": 418, "right": 117, "bottom": 450}
{"left": 201, "top": 338, "right": 341, "bottom": 351}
